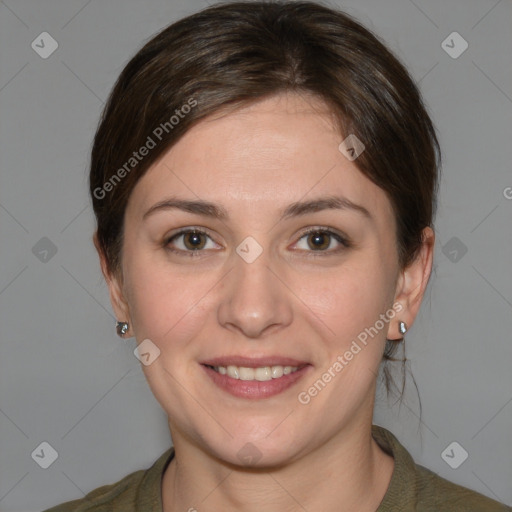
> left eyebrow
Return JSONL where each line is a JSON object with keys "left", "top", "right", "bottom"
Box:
{"left": 280, "top": 195, "right": 372, "bottom": 221}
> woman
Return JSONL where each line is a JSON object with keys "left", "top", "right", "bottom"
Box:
{"left": 44, "top": 1, "right": 509, "bottom": 510}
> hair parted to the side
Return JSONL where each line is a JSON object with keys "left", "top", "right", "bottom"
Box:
{"left": 89, "top": 0, "right": 441, "bottom": 399}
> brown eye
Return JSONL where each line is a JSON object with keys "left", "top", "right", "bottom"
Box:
{"left": 294, "top": 228, "right": 350, "bottom": 255}
{"left": 306, "top": 231, "right": 331, "bottom": 251}
{"left": 182, "top": 231, "right": 207, "bottom": 250}
{"left": 165, "top": 229, "right": 219, "bottom": 256}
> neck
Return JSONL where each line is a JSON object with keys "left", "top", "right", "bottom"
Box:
{"left": 162, "top": 415, "right": 394, "bottom": 512}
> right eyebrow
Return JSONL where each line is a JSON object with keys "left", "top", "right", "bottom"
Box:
{"left": 142, "top": 198, "right": 229, "bottom": 221}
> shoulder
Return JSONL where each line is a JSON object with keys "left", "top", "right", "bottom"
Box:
{"left": 413, "top": 463, "right": 510, "bottom": 511}
{"left": 41, "top": 468, "right": 146, "bottom": 512}
{"left": 372, "top": 425, "right": 510, "bottom": 512}
{"left": 42, "top": 447, "right": 174, "bottom": 512}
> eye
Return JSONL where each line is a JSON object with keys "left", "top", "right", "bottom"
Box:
{"left": 164, "top": 226, "right": 350, "bottom": 258}
{"left": 293, "top": 227, "right": 350, "bottom": 254}
{"left": 165, "top": 228, "right": 220, "bottom": 256}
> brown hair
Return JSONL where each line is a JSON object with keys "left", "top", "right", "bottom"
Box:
{"left": 90, "top": 0, "right": 440, "bottom": 395}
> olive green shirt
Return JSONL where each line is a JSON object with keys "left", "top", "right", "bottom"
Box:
{"left": 43, "top": 425, "right": 510, "bottom": 511}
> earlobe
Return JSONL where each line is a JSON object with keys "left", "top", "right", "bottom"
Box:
{"left": 93, "top": 232, "right": 133, "bottom": 336}
{"left": 390, "top": 227, "right": 435, "bottom": 339}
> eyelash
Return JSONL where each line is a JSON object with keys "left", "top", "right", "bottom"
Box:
{"left": 164, "top": 226, "right": 351, "bottom": 258}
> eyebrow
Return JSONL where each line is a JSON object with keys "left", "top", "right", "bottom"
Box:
{"left": 142, "top": 195, "right": 372, "bottom": 222}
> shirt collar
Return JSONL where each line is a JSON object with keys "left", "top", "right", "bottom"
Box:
{"left": 372, "top": 424, "right": 419, "bottom": 511}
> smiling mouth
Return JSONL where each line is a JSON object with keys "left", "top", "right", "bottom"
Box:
{"left": 201, "top": 356, "right": 312, "bottom": 399}
{"left": 204, "top": 364, "right": 301, "bottom": 381}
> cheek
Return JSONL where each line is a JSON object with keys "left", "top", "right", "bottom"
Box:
{"left": 124, "top": 255, "right": 210, "bottom": 346}
{"left": 303, "top": 261, "right": 393, "bottom": 343}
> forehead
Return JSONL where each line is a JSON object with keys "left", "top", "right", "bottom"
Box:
{"left": 126, "top": 93, "right": 394, "bottom": 227}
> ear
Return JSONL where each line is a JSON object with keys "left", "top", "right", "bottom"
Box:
{"left": 388, "top": 227, "right": 435, "bottom": 340}
{"left": 93, "top": 232, "right": 133, "bottom": 337}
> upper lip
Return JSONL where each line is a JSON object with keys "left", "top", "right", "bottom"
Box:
{"left": 201, "top": 356, "right": 310, "bottom": 368}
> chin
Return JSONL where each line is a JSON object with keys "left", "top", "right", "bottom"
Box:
{"left": 197, "top": 421, "right": 310, "bottom": 470}
{"left": 213, "top": 442, "right": 298, "bottom": 470}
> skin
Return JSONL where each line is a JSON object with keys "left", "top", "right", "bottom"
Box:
{"left": 96, "top": 92, "right": 434, "bottom": 512}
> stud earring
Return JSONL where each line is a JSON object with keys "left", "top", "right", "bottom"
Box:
{"left": 398, "top": 321, "right": 407, "bottom": 336}
{"left": 116, "top": 321, "right": 129, "bottom": 337}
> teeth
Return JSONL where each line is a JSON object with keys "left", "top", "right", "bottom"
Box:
{"left": 239, "top": 367, "right": 256, "bottom": 380}
{"left": 271, "top": 366, "right": 284, "bottom": 378}
{"left": 227, "top": 365, "right": 239, "bottom": 379}
{"left": 213, "top": 365, "right": 299, "bottom": 380}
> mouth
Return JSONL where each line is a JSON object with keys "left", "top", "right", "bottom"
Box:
{"left": 205, "top": 364, "right": 302, "bottom": 381}
{"left": 201, "top": 357, "right": 312, "bottom": 399}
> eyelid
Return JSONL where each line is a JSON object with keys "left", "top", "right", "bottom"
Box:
{"left": 165, "top": 226, "right": 215, "bottom": 241}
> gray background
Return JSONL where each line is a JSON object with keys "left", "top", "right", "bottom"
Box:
{"left": 0, "top": 0, "right": 511, "bottom": 510}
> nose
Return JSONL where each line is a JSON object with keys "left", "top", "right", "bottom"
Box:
{"left": 217, "top": 247, "right": 293, "bottom": 339}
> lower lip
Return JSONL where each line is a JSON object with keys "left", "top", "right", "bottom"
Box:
{"left": 202, "top": 364, "right": 312, "bottom": 399}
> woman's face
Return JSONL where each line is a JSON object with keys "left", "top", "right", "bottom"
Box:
{"left": 109, "top": 93, "right": 411, "bottom": 466}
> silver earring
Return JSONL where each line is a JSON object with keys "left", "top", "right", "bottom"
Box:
{"left": 116, "top": 321, "right": 129, "bottom": 337}
{"left": 398, "top": 321, "right": 407, "bottom": 336}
